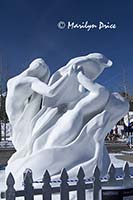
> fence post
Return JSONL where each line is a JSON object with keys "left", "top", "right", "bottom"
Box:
{"left": 77, "top": 167, "right": 86, "bottom": 200}
{"left": 23, "top": 169, "right": 34, "bottom": 200}
{"left": 42, "top": 170, "right": 52, "bottom": 200}
{"left": 60, "top": 168, "right": 69, "bottom": 200}
{"left": 93, "top": 166, "right": 102, "bottom": 200}
{"left": 123, "top": 162, "right": 131, "bottom": 186}
{"left": 108, "top": 163, "right": 116, "bottom": 185}
{"left": 6, "top": 173, "right": 16, "bottom": 200}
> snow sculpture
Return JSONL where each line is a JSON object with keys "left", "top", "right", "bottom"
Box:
{"left": 6, "top": 53, "right": 129, "bottom": 191}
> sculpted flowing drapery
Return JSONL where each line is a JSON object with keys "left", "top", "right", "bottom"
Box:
{"left": 6, "top": 53, "right": 129, "bottom": 197}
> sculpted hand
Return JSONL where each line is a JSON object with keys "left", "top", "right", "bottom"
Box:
{"left": 68, "top": 64, "right": 84, "bottom": 76}
{"left": 77, "top": 65, "right": 84, "bottom": 74}
{"left": 68, "top": 64, "right": 77, "bottom": 76}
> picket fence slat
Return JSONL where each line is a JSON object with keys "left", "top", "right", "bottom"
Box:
{"left": 6, "top": 173, "right": 16, "bottom": 200}
{"left": 123, "top": 162, "right": 131, "bottom": 186}
{"left": 42, "top": 170, "right": 52, "bottom": 200}
{"left": 108, "top": 163, "right": 116, "bottom": 183}
{"left": 60, "top": 168, "right": 69, "bottom": 200}
{"left": 93, "top": 166, "right": 102, "bottom": 200}
{"left": 23, "top": 169, "right": 34, "bottom": 200}
{"left": 77, "top": 167, "right": 86, "bottom": 200}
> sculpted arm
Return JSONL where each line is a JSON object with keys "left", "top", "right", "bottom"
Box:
{"left": 6, "top": 67, "right": 70, "bottom": 125}
{"left": 31, "top": 72, "right": 69, "bottom": 97}
{"left": 77, "top": 69, "right": 108, "bottom": 94}
{"left": 6, "top": 73, "right": 68, "bottom": 118}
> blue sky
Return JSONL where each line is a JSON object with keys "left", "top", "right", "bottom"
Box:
{"left": 0, "top": 0, "right": 133, "bottom": 94}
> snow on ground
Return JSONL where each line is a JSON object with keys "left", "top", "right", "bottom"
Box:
{"left": 0, "top": 169, "right": 5, "bottom": 192}
{"left": 0, "top": 140, "right": 13, "bottom": 148}
{"left": 121, "top": 150, "right": 133, "bottom": 154}
{"left": 109, "top": 153, "right": 133, "bottom": 167}
{"left": 1, "top": 123, "right": 12, "bottom": 138}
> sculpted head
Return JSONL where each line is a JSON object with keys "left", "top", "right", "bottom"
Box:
{"left": 29, "top": 58, "right": 50, "bottom": 83}
{"left": 81, "top": 53, "right": 112, "bottom": 80}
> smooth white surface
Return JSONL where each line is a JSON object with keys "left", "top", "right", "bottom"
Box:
{"left": 5, "top": 53, "right": 129, "bottom": 198}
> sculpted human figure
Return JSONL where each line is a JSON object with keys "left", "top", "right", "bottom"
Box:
{"left": 6, "top": 53, "right": 111, "bottom": 150}
{"left": 5, "top": 53, "right": 129, "bottom": 193}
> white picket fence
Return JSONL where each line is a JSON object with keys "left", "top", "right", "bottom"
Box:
{"left": 1, "top": 162, "right": 133, "bottom": 200}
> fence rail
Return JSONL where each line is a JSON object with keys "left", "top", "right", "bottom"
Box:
{"left": 1, "top": 162, "right": 133, "bottom": 200}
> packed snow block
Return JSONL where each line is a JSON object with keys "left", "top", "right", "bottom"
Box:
{"left": 5, "top": 53, "right": 129, "bottom": 200}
